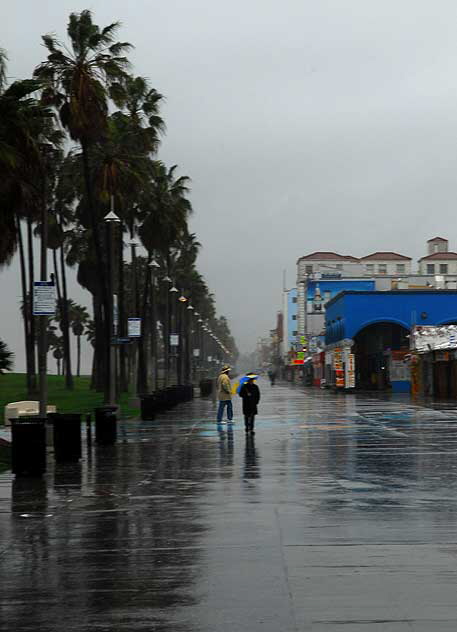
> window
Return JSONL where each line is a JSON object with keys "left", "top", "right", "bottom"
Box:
{"left": 292, "top": 315, "right": 297, "bottom": 320}
{"left": 305, "top": 265, "right": 313, "bottom": 274}
{"left": 396, "top": 264, "right": 405, "bottom": 273}
{"left": 292, "top": 331, "right": 298, "bottom": 337}
{"left": 335, "top": 264, "right": 343, "bottom": 270}
{"left": 378, "top": 264, "right": 387, "bottom": 274}
{"left": 366, "top": 264, "right": 374, "bottom": 273}
{"left": 440, "top": 264, "right": 448, "bottom": 274}
{"left": 427, "top": 264, "right": 435, "bottom": 274}
{"left": 324, "top": 291, "right": 331, "bottom": 302}
{"left": 292, "top": 297, "right": 297, "bottom": 303}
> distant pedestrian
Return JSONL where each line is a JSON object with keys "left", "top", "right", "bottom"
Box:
{"left": 268, "top": 369, "right": 276, "bottom": 386}
{"left": 239, "top": 372, "right": 260, "bottom": 434}
{"left": 217, "top": 364, "right": 233, "bottom": 423}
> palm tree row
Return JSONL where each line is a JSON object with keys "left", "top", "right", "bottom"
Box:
{"left": 0, "top": 10, "right": 238, "bottom": 399}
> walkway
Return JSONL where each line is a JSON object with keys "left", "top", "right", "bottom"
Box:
{"left": 2, "top": 382, "right": 457, "bottom": 631}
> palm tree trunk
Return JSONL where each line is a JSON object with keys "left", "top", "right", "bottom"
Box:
{"left": 26, "top": 217, "right": 37, "bottom": 392}
{"left": 59, "top": 237, "right": 73, "bottom": 389}
{"left": 53, "top": 248, "right": 62, "bottom": 303}
{"left": 81, "top": 140, "right": 111, "bottom": 402}
{"left": 164, "top": 251, "right": 171, "bottom": 387}
{"left": 118, "top": 228, "right": 128, "bottom": 392}
{"left": 77, "top": 334, "right": 81, "bottom": 377}
{"left": 38, "top": 192, "right": 48, "bottom": 417}
{"left": 16, "top": 217, "right": 33, "bottom": 394}
{"left": 137, "top": 265, "right": 150, "bottom": 393}
{"left": 91, "top": 293, "right": 105, "bottom": 392}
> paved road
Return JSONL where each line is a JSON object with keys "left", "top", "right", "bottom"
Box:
{"left": 2, "top": 381, "right": 457, "bottom": 631}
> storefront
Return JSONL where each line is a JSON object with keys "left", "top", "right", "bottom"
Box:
{"left": 412, "top": 325, "right": 457, "bottom": 398}
{"left": 312, "top": 351, "right": 325, "bottom": 386}
{"left": 325, "top": 290, "right": 457, "bottom": 393}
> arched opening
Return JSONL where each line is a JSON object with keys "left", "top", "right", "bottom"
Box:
{"left": 353, "top": 322, "right": 409, "bottom": 390}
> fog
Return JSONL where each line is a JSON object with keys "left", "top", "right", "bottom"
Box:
{"left": 2, "top": 0, "right": 457, "bottom": 369}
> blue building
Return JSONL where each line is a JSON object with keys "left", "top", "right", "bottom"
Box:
{"left": 282, "top": 288, "right": 298, "bottom": 360}
{"left": 324, "top": 290, "right": 457, "bottom": 392}
{"left": 303, "top": 278, "right": 375, "bottom": 340}
{"left": 286, "top": 288, "right": 298, "bottom": 349}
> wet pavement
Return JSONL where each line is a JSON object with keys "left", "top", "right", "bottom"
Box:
{"left": 2, "top": 382, "right": 457, "bottom": 630}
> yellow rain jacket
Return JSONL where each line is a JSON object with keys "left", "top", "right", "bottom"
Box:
{"left": 217, "top": 372, "right": 232, "bottom": 401}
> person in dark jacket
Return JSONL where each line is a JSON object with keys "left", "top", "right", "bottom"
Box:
{"left": 239, "top": 373, "right": 260, "bottom": 434}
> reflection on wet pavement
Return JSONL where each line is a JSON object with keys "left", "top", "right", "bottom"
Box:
{"left": 2, "top": 381, "right": 457, "bottom": 630}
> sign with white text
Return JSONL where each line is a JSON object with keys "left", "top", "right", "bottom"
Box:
{"left": 170, "top": 334, "right": 179, "bottom": 346}
{"left": 128, "top": 318, "right": 141, "bottom": 337}
{"left": 33, "top": 281, "right": 56, "bottom": 316}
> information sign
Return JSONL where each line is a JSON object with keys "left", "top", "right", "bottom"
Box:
{"left": 128, "top": 318, "right": 142, "bottom": 337}
{"left": 170, "top": 334, "right": 179, "bottom": 346}
{"left": 33, "top": 281, "right": 56, "bottom": 316}
{"left": 193, "top": 349, "right": 200, "bottom": 357}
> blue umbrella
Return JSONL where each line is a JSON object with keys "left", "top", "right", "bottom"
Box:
{"left": 237, "top": 373, "right": 259, "bottom": 393}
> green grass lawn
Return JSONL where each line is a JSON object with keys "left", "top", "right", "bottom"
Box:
{"left": 0, "top": 373, "right": 140, "bottom": 425}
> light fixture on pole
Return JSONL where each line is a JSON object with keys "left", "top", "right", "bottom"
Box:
{"left": 163, "top": 274, "right": 172, "bottom": 283}
{"left": 149, "top": 258, "right": 160, "bottom": 390}
{"left": 187, "top": 304, "right": 194, "bottom": 311}
{"left": 178, "top": 294, "right": 188, "bottom": 303}
{"left": 169, "top": 285, "right": 178, "bottom": 294}
{"left": 104, "top": 205, "right": 121, "bottom": 407}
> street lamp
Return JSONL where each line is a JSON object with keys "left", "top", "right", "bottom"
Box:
{"left": 104, "top": 205, "right": 121, "bottom": 407}
{"left": 148, "top": 258, "right": 160, "bottom": 391}
{"left": 169, "top": 284, "right": 179, "bottom": 383}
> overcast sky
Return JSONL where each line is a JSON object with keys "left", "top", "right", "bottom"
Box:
{"left": 3, "top": 0, "right": 457, "bottom": 370}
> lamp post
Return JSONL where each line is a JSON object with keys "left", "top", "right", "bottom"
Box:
{"left": 187, "top": 303, "right": 194, "bottom": 384}
{"left": 178, "top": 292, "right": 188, "bottom": 384}
{"left": 128, "top": 240, "right": 140, "bottom": 399}
{"left": 148, "top": 258, "right": 160, "bottom": 391}
{"left": 104, "top": 204, "right": 121, "bottom": 406}
{"left": 169, "top": 283, "right": 179, "bottom": 384}
{"left": 161, "top": 273, "right": 172, "bottom": 387}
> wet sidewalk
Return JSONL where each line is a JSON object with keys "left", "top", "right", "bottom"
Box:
{"left": 2, "top": 382, "right": 457, "bottom": 631}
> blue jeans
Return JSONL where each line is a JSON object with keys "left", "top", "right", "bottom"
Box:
{"left": 217, "top": 400, "right": 233, "bottom": 422}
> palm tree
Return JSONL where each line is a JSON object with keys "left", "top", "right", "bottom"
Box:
{"left": 0, "top": 49, "right": 61, "bottom": 395}
{"left": 0, "top": 339, "right": 14, "bottom": 374}
{"left": 34, "top": 9, "right": 132, "bottom": 402}
{"left": 69, "top": 303, "right": 89, "bottom": 377}
{"left": 138, "top": 163, "right": 192, "bottom": 387}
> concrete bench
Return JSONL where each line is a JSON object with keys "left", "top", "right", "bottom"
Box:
{"left": 4, "top": 401, "right": 57, "bottom": 426}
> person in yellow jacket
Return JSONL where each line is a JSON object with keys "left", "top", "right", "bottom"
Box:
{"left": 216, "top": 364, "right": 234, "bottom": 423}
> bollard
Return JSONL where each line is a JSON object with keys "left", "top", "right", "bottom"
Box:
{"left": 11, "top": 417, "right": 47, "bottom": 476}
{"left": 95, "top": 406, "right": 117, "bottom": 445}
{"left": 51, "top": 413, "right": 82, "bottom": 463}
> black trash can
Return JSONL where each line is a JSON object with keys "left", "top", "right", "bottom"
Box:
{"left": 95, "top": 406, "right": 117, "bottom": 445}
{"left": 11, "top": 417, "right": 47, "bottom": 476}
{"left": 49, "top": 413, "right": 82, "bottom": 463}
{"left": 140, "top": 394, "right": 156, "bottom": 420}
